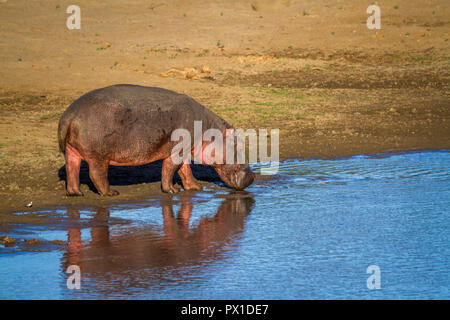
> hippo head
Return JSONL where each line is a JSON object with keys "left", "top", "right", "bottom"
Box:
{"left": 213, "top": 163, "right": 255, "bottom": 190}
{"left": 198, "top": 127, "right": 255, "bottom": 190}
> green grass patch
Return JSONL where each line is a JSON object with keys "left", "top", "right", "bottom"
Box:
{"left": 409, "top": 56, "right": 430, "bottom": 62}
{"left": 249, "top": 100, "right": 282, "bottom": 107}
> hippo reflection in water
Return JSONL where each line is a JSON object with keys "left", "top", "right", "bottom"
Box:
{"left": 61, "top": 195, "right": 254, "bottom": 296}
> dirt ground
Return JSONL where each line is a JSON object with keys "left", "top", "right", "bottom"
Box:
{"left": 0, "top": 0, "right": 449, "bottom": 215}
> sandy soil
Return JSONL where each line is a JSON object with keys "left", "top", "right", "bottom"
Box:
{"left": 0, "top": 0, "right": 449, "bottom": 215}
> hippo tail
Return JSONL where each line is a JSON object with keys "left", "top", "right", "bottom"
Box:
{"left": 57, "top": 114, "right": 71, "bottom": 155}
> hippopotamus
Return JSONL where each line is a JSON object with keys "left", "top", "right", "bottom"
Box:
{"left": 57, "top": 84, "right": 254, "bottom": 196}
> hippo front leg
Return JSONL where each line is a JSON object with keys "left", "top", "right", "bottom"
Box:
{"left": 178, "top": 163, "right": 202, "bottom": 191}
{"left": 161, "top": 157, "right": 182, "bottom": 193}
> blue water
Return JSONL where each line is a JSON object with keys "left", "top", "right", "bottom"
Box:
{"left": 0, "top": 150, "right": 449, "bottom": 299}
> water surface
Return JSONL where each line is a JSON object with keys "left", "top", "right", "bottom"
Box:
{"left": 1, "top": 150, "right": 449, "bottom": 299}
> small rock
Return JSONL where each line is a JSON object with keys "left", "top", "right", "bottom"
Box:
{"left": 0, "top": 236, "right": 15, "bottom": 246}
{"left": 201, "top": 65, "right": 211, "bottom": 74}
{"left": 51, "top": 240, "right": 68, "bottom": 245}
{"left": 25, "top": 238, "right": 39, "bottom": 245}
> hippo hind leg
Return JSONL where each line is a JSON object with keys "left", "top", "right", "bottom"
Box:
{"left": 178, "top": 163, "right": 202, "bottom": 191}
{"left": 65, "top": 146, "right": 83, "bottom": 196}
{"left": 87, "top": 159, "right": 119, "bottom": 196}
{"left": 161, "top": 157, "right": 182, "bottom": 193}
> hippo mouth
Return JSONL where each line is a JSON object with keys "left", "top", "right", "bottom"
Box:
{"left": 215, "top": 165, "right": 255, "bottom": 190}
{"left": 230, "top": 169, "right": 255, "bottom": 190}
